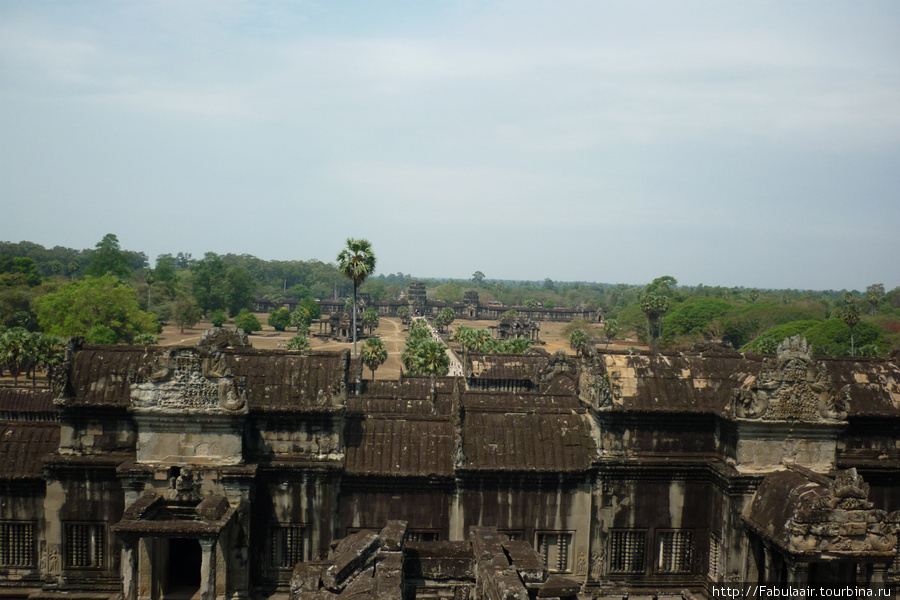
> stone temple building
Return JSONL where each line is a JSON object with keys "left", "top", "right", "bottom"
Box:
{"left": 1, "top": 332, "right": 900, "bottom": 600}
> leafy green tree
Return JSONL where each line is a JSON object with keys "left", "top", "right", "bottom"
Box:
{"left": 434, "top": 282, "right": 463, "bottom": 303}
{"left": 134, "top": 333, "right": 158, "bottom": 345}
{"left": 361, "top": 337, "right": 388, "bottom": 380}
{"left": 173, "top": 296, "right": 201, "bottom": 333}
{"left": 568, "top": 328, "right": 588, "bottom": 356}
{"left": 603, "top": 318, "right": 619, "bottom": 347}
{"left": 226, "top": 265, "right": 256, "bottom": 317}
{"left": 0, "top": 288, "right": 35, "bottom": 329}
{"left": 191, "top": 253, "right": 229, "bottom": 314}
{"left": 362, "top": 307, "right": 380, "bottom": 334}
{"left": 85, "top": 234, "right": 132, "bottom": 279}
{"left": 286, "top": 333, "right": 310, "bottom": 352}
{"left": 0, "top": 256, "right": 42, "bottom": 286}
{"left": 500, "top": 309, "right": 519, "bottom": 319}
{"left": 234, "top": 309, "right": 261, "bottom": 334}
{"left": 209, "top": 309, "right": 227, "bottom": 328}
{"left": 397, "top": 305, "right": 410, "bottom": 322}
{"left": 749, "top": 289, "right": 760, "bottom": 303}
{"left": 523, "top": 298, "right": 539, "bottom": 308}
{"left": 337, "top": 238, "right": 376, "bottom": 357}
{"left": 472, "top": 271, "right": 485, "bottom": 285}
{"left": 298, "top": 297, "right": 321, "bottom": 321}
{"left": 33, "top": 275, "right": 157, "bottom": 343}
{"left": 268, "top": 307, "right": 292, "bottom": 332}
{"left": 291, "top": 307, "right": 312, "bottom": 332}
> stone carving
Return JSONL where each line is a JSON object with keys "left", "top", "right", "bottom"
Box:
{"left": 788, "top": 469, "right": 896, "bottom": 554}
{"left": 575, "top": 549, "right": 588, "bottom": 576}
{"left": 164, "top": 467, "right": 201, "bottom": 501}
{"left": 577, "top": 348, "right": 614, "bottom": 410}
{"left": 734, "top": 336, "right": 848, "bottom": 422}
{"left": 50, "top": 336, "right": 82, "bottom": 401}
{"left": 198, "top": 327, "right": 251, "bottom": 350}
{"left": 129, "top": 348, "right": 247, "bottom": 413}
{"left": 589, "top": 550, "right": 603, "bottom": 581}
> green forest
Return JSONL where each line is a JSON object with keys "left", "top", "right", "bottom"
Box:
{"left": 1, "top": 236, "right": 898, "bottom": 374}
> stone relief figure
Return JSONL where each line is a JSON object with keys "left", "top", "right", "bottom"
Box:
{"left": 788, "top": 469, "right": 896, "bottom": 554}
{"left": 575, "top": 550, "right": 588, "bottom": 576}
{"left": 164, "top": 467, "right": 202, "bottom": 501}
{"left": 734, "top": 335, "right": 847, "bottom": 422}
{"left": 589, "top": 550, "right": 603, "bottom": 581}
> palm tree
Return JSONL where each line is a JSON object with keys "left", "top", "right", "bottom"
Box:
{"left": 568, "top": 329, "right": 588, "bottom": 357}
{"left": 411, "top": 340, "right": 450, "bottom": 376}
{"left": 361, "top": 337, "right": 388, "bottom": 380}
{"left": 841, "top": 293, "right": 861, "bottom": 357}
{"left": 337, "top": 238, "right": 376, "bottom": 357}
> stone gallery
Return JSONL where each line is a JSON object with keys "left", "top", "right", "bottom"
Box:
{"left": 1, "top": 332, "right": 900, "bottom": 599}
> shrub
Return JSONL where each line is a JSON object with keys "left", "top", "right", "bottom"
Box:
{"left": 234, "top": 309, "right": 261, "bottom": 334}
{"left": 209, "top": 309, "right": 227, "bottom": 328}
{"left": 268, "top": 307, "right": 291, "bottom": 331}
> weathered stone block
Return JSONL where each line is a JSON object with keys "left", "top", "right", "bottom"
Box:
{"left": 323, "top": 531, "right": 380, "bottom": 591}
{"left": 536, "top": 574, "right": 580, "bottom": 598}
{"left": 380, "top": 520, "right": 408, "bottom": 551}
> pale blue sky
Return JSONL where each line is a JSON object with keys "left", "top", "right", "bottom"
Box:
{"left": 1, "top": 1, "right": 898, "bottom": 290}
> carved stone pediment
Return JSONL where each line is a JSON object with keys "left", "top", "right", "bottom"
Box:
{"left": 129, "top": 348, "right": 247, "bottom": 413}
{"left": 577, "top": 348, "right": 614, "bottom": 410}
{"left": 734, "top": 336, "right": 848, "bottom": 422}
{"left": 788, "top": 469, "right": 896, "bottom": 555}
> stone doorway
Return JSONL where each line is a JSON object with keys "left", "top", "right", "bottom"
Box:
{"left": 166, "top": 538, "right": 202, "bottom": 598}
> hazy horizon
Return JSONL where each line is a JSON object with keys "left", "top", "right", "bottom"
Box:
{"left": 2, "top": 1, "right": 898, "bottom": 291}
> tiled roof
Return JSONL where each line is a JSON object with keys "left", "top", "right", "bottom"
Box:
{"left": 461, "top": 410, "right": 593, "bottom": 472}
{"left": 225, "top": 349, "right": 349, "bottom": 411}
{"left": 0, "top": 420, "right": 60, "bottom": 479}
{"left": 601, "top": 351, "right": 761, "bottom": 416}
{"left": 344, "top": 415, "right": 455, "bottom": 477}
{"left": 461, "top": 392, "right": 581, "bottom": 412}
{"left": 0, "top": 387, "right": 55, "bottom": 414}
{"left": 68, "top": 345, "right": 151, "bottom": 407}
{"left": 823, "top": 357, "right": 900, "bottom": 417}
{"left": 467, "top": 354, "right": 549, "bottom": 382}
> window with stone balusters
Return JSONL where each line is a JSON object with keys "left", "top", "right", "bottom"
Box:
{"left": 1, "top": 521, "right": 35, "bottom": 568}
{"left": 535, "top": 532, "right": 574, "bottom": 573}
{"left": 609, "top": 529, "right": 646, "bottom": 574}
{"left": 270, "top": 524, "right": 305, "bottom": 570}
{"left": 64, "top": 523, "right": 105, "bottom": 569}
{"left": 657, "top": 529, "right": 693, "bottom": 574}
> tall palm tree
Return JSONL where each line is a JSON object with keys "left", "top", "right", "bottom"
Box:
{"left": 337, "top": 238, "right": 376, "bottom": 357}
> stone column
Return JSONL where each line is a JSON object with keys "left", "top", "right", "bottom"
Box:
{"left": 199, "top": 538, "right": 217, "bottom": 600}
{"left": 870, "top": 562, "right": 888, "bottom": 585}
{"left": 787, "top": 560, "right": 808, "bottom": 585}
{"left": 121, "top": 537, "right": 139, "bottom": 600}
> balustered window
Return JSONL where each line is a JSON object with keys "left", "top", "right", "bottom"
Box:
{"left": 708, "top": 532, "right": 723, "bottom": 581}
{"left": 64, "top": 523, "right": 105, "bottom": 569}
{"left": 657, "top": 530, "right": 693, "bottom": 574}
{"left": 536, "top": 532, "right": 573, "bottom": 573}
{"left": 0, "top": 521, "right": 35, "bottom": 568}
{"left": 270, "top": 524, "right": 305, "bottom": 570}
{"left": 609, "top": 530, "right": 646, "bottom": 574}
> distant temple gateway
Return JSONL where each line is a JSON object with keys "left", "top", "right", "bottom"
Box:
{"left": 2, "top": 334, "right": 900, "bottom": 600}
{"left": 254, "top": 281, "right": 602, "bottom": 323}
